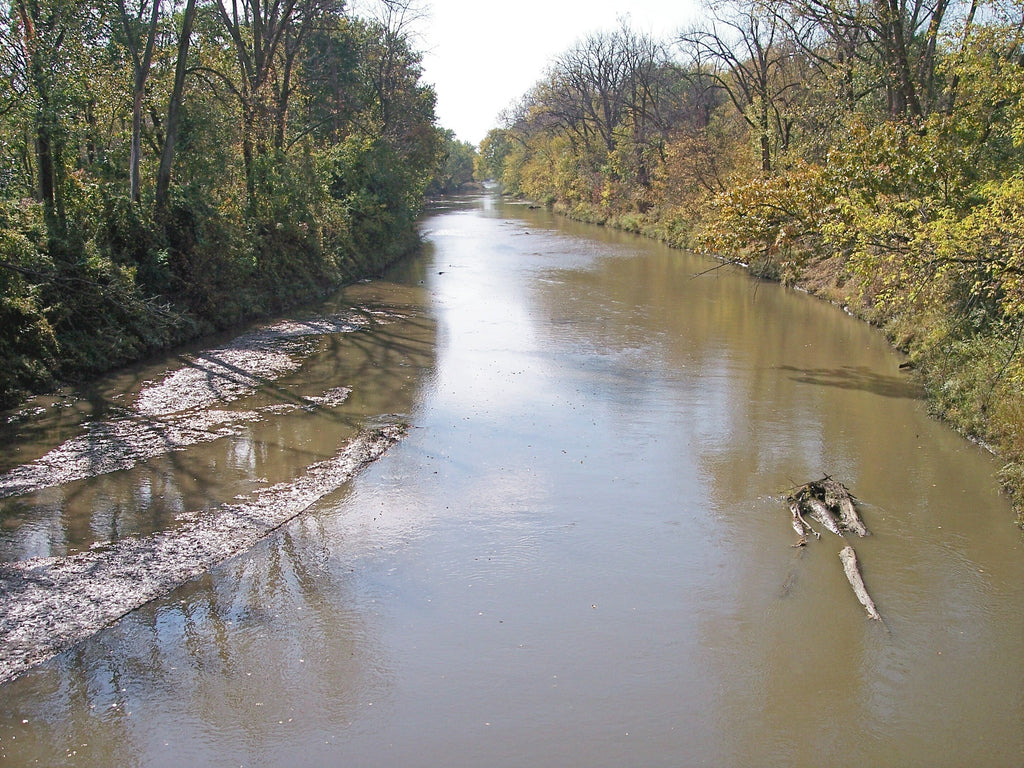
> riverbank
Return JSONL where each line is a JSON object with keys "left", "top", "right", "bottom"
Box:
{"left": 0, "top": 199, "right": 425, "bottom": 415}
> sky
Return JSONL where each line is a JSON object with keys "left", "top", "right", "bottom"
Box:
{"left": 410, "top": 0, "right": 704, "bottom": 146}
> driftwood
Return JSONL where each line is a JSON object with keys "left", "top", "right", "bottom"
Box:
{"left": 786, "top": 477, "right": 868, "bottom": 538}
{"left": 783, "top": 478, "right": 882, "bottom": 623}
{"left": 839, "top": 546, "right": 881, "bottom": 621}
{"left": 822, "top": 478, "right": 868, "bottom": 536}
{"left": 806, "top": 496, "right": 841, "bottom": 536}
{"left": 788, "top": 498, "right": 816, "bottom": 540}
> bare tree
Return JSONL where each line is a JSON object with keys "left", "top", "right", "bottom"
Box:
{"left": 677, "top": 0, "right": 805, "bottom": 173}
{"left": 781, "top": 0, "right": 970, "bottom": 119}
{"left": 540, "top": 23, "right": 673, "bottom": 187}
{"left": 358, "top": 0, "right": 428, "bottom": 135}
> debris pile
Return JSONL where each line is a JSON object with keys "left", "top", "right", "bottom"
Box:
{"left": 787, "top": 476, "right": 869, "bottom": 541}
{"left": 785, "top": 477, "right": 882, "bottom": 623}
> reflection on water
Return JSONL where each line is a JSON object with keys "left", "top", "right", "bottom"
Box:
{"left": 1, "top": 195, "right": 1022, "bottom": 767}
{"left": 1, "top": 520, "right": 389, "bottom": 767}
{"left": 0, "top": 287, "right": 436, "bottom": 561}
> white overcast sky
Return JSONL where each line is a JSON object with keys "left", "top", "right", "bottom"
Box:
{"left": 409, "top": 0, "right": 704, "bottom": 145}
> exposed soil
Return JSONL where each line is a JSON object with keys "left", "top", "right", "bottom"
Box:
{"left": 0, "top": 422, "right": 405, "bottom": 686}
{"left": 0, "top": 310, "right": 386, "bottom": 500}
{"left": 0, "top": 389, "right": 351, "bottom": 500}
{"left": 0, "top": 306, "right": 409, "bottom": 685}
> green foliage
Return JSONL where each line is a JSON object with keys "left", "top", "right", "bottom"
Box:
{"left": 330, "top": 130, "right": 430, "bottom": 273}
{"left": 491, "top": 5, "right": 1024, "bottom": 514}
{"left": 0, "top": 204, "right": 59, "bottom": 405}
{"left": 476, "top": 129, "right": 513, "bottom": 181}
{"left": 0, "top": 0, "right": 440, "bottom": 408}
{"left": 427, "top": 131, "right": 477, "bottom": 195}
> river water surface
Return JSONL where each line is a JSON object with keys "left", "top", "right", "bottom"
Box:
{"left": 1, "top": 195, "right": 1022, "bottom": 766}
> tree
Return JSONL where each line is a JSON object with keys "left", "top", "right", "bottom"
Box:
{"left": 116, "top": 0, "right": 160, "bottom": 202}
{"left": 214, "top": 0, "right": 301, "bottom": 192}
{"left": 678, "top": 0, "right": 806, "bottom": 173}
{"left": 782, "top": 0, "right": 972, "bottom": 120}
{"left": 9, "top": 0, "right": 99, "bottom": 247}
{"left": 476, "top": 127, "right": 512, "bottom": 181}
{"left": 154, "top": 0, "right": 198, "bottom": 213}
{"left": 427, "top": 130, "right": 475, "bottom": 194}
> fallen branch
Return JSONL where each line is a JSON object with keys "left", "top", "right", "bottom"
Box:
{"left": 839, "top": 545, "right": 881, "bottom": 621}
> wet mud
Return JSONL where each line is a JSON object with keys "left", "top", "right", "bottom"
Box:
{"left": 0, "top": 312, "right": 380, "bottom": 500}
{"left": 0, "top": 306, "right": 410, "bottom": 684}
{"left": 0, "top": 422, "right": 404, "bottom": 685}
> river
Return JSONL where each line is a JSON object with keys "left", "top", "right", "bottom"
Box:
{"left": 1, "top": 194, "right": 1022, "bottom": 767}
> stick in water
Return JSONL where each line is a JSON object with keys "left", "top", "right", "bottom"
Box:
{"left": 839, "top": 545, "right": 881, "bottom": 621}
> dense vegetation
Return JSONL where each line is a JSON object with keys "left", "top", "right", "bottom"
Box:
{"left": 0, "top": 0, "right": 447, "bottom": 407}
{"left": 482, "top": 0, "right": 1024, "bottom": 519}
{"left": 428, "top": 129, "right": 477, "bottom": 195}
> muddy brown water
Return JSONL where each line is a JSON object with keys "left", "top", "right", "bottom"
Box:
{"left": 1, "top": 194, "right": 1022, "bottom": 767}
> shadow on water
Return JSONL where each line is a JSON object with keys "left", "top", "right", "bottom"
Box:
{"left": 0, "top": 281, "right": 438, "bottom": 561}
{"left": 777, "top": 364, "right": 922, "bottom": 399}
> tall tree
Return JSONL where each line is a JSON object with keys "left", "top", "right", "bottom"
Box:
{"left": 678, "top": 0, "right": 804, "bottom": 173}
{"left": 117, "top": 0, "right": 160, "bottom": 202}
{"left": 215, "top": 0, "right": 299, "bottom": 191}
{"left": 154, "top": 0, "right": 197, "bottom": 213}
{"left": 11, "top": 0, "right": 94, "bottom": 245}
{"left": 784, "top": 0, "right": 968, "bottom": 119}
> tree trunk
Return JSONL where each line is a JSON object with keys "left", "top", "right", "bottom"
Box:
{"left": 122, "top": 0, "right": 161, "bottom": 203}
{"left": 35, "top": 102, "right": 67, "bottom": 246}
{"left": 130, "top": 73, "right": 146, "bottom": 202}
{"left": 155, "top": 0, "right": 197, "bottom": 214}
{"left": 759, "top": 96, "right": 772, "bottom": 173}
{"left": 839, "top": 546, "right": 882, "bottom": 621}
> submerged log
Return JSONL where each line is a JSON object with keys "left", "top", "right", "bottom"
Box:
{"left": 839, "top": 545, "right": 881, "bottom": 621}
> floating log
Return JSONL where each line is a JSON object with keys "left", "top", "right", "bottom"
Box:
{"left": 785, "top": 477, "right": 869, "bottom": 539}
{"left": 822, "top": 477, "right": 869, "bottom": 536}
{"left": 839, "top": 545, "right": 881, "bottom": 621}
{"left": 804, "top": 495, "right": 841, "bottom": 536}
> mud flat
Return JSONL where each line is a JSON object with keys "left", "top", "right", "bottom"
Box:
{"left": 0, "top": 305, "right": 409, "bottom": 684}
{"left": 0, "top": 310, "right": 385, "bottom": 500}
{"left": 0, "top": 422, "right": 405, "bottom": 686}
